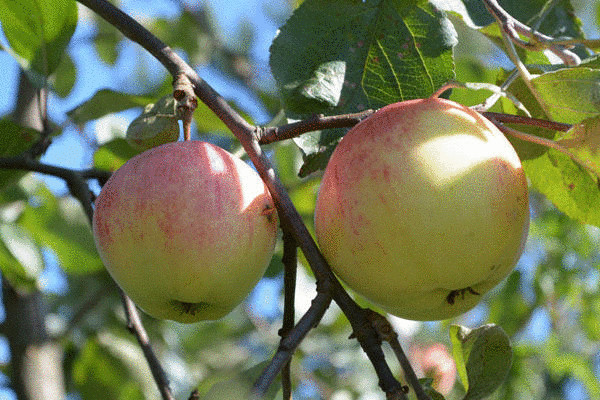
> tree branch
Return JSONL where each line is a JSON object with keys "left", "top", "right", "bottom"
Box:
{"left": 253, "top": 290, "right": 332, "bottom": 397}
{"left": 120, "top": 291, "right": 176, "bottom": 400}
{"left": 279, "top": 228, "right": 298, "bottom": 399}
{"left": 258, "top": 110, "right": 374, "bottom": 145}
{"left": 482, "top": 0, "right": 581, "bottom": 66}
{"left": 482, "top": 112, "right": 571, "bottom": 132}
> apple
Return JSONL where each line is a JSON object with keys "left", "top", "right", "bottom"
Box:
{"left": 93, "top": 141, "right": 278, "bottom": 323}
{"left": 314, "top": 97, "right": 529, "bottom": 321}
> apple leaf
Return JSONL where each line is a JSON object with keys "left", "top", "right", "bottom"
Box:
{"left": 0, "top": 222, "right": 43, "bottom": 291}
{"left": 557, "top": 116, "right": 600, "bottom": 178}
{"left": 270, "top": 0, "right": 456, "bottom": 176}
{"left": 450, "top": 324, "right": 512, "bottom": 400}
{"left": 0, "top": 119, "right": 42, "bottom": 190}
{"left": 522, "top": 149, "right": 600, "bottom": 228}
{"left": 531, "top": 68, "right": 600, "bottom": 124}
{"left": 93, "top": 139, "right": 140, "bottom": 172}
{"left": 72, "top": 338, "right": 145, "bottom": 400}
{"left": 50, "top": 54, "right": 76, "bottom": 98}
{"left": 434, "top": 0, "right": 585, "bottom": 64}
{"left": 0, "top": 0, "right": 77, "bottom": 81}
{"left": 18, "top": 184, "right": 104, "bottom": 275}
{"left": 419, "top": 378, "right": 446, "bottom": 400}
{"left": 125, "top": 95, "right": 180, "bottom": 151}
{"left": 93, "top": 16, "right": 122, "bottom": 66}
{"left": 67, "top": 89, "right": 154, "bottom": 125}
{"left": 271, "top": 0, "right": 456, "bottom": 116}
{"left": 497, "top": 68, "right": 600, "bottom": 228}
{"left": 200, "top": 361, "right": 280, "bottom": 400}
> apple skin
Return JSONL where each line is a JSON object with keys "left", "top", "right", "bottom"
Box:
{"left": 314, "top": 97, "right": 529, "bottom": 321}
{"left": 93, "top": 141, "right": 278, "bottom": 323}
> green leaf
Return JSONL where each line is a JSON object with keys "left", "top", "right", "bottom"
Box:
{"left": 50, "top": 53, "right": 76, "bottom": 98}
{"left": 557, "top": 116, "right": 600, "bottom": 177}
{"left": 93, "top": 138, "right": 140, "bottom": 172}
{"left": 271, "top": 0, "right": 456, "bottom": 116}
{"left": 0, "top": 222, "right": 43, "bottom": 290}
{"left": 270, "top": 0, "right": 456, "bottom": 176}
{"left": 531, "top": 68, "right": 600, "bottom": 124}
{"left": 125, "top": 95, "right": 180, "bottom": 150}
{"left": 151, "top": 9, "right": 216, "bottom": 66}
{"left": 0, "top": 0, "right": 77, "bottom": 79}
{"left": 419, "top": 378, "right": 446, "bottom": 400}
{"left": 436, "top": 0, "right": 585, "bottom": 64}
{"left": 498, "top": 68, "right": 600, "bottom": 228}
{"left": 67, "top": 89, "right": 154, "bottom": 125}
{"left": 0, "top": 119, "right": 42, "bottom": 190}
{"left": 200, "top": 361, "right": 280, "bottom": 400}
{"left": 450, "top": 324, "right": 512, "bottom": 400}
{"left": 94, "top": 16, "right": 122, "bottom": 66}
{"left": 72, "top": 338, "right": 144, "bottom": 400}
{"left": 18, "top": 184, "right": 104, "bottom": 275}
{"left": 522, "top": 149, "right": 600, "bottom": 227}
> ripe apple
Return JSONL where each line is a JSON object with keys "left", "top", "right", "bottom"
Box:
{"left": 93, "top": 141, "right": 278, "bottom": 323}
{"left": 314, "top": 97, "right": 529, "bottom": 321}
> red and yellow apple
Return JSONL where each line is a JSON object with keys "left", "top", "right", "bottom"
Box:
{"left": 314, "top": 97, "right": 529, "bottom": 321}
{"left": 93, "top": 141, "right": 278, "bottom": 323}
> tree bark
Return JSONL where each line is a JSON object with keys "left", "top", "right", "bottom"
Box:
{"left": 1, "top": 70, "right": 66, "bottom": 400}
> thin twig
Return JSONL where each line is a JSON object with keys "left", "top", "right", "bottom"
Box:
{"left": 120, "top": 291, "right": 176, "bottom": 400}
{"left": 252, "top": 290, "right": 333, "bottom": 397}
{"left": 482, "top": 0, "right": 580, "bottom": 66}
{"left": 482, "top": 112, "right": 571, "bottom": 131}
{"left": 279, "top": 228, "right": 298, "bottom": 399}
{"left": 489, "top": 118, "right": 600, "bottom": 180}
{"left": 259, "top": 110, "right": 375, "bottom": 144}
{"left": 365, "top": 311, "right": 429, "bottom": 400}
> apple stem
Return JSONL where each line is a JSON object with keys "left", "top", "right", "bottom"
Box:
{"left": 173, "top": 73, "right": 197, "bottom": 141}
{"left": 429, "top": 81, "right": 464, "bottom": 99}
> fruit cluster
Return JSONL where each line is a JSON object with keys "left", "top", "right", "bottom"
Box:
{"left": 92, "top": 97, "right": 529, "bottom": 323}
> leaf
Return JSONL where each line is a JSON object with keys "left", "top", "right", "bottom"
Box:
{"left": 419, "top": 378, "right": 446, "bottom": 400}
{"left": 0, "top": 222, "right": 43, "bottom": 290}
{"left": 125, "top": 95, "right": 180, "bottom": 150}
{"left": 498, "top": 69, "right": 600, "bottom": 228}
{"left": 270, "top": 0, "right": 456, "bottom": 175}
{"left": 151, "top": 9, "right": 216, "bottom": 66}
{"left": 0, "top": 119, "right": 42, "bottom": 190}
{"left": 271, "top": 0, "right": 456, "bottom": 116}
{"left": 200, "top": 361, "right": 280, "bottom": 400}
{"left": 67, "top": 89, "right": 154, "bottom": 125}
{"left": 93, "top": 139, "right": 140, "bottom": 172}
{"left": 18, "top": 184, "right": 104, "bottom": 275}
{"left": 50, "top": 53, "right": 76, "bottom": 98}
{"left": 531, "top": 68, "right": 600, "bottom": 124}
{"left": 0, "top": 0, "right": 77, "bottom": 79}
{"left": 435, "top": 0, "right": 585, "bottom": 64}
{"left": 72, "top": 338, "right": 144, "bottom": 400}
{"left": 557, "top": 116, "right": 600, "bottom": 177}
{"left": 521, "top": 149, "right": 600, "bottom": 228}
{"left": 450, "top": 324, "right": 512, "bottom": 400}
{"left": 93, "top": 16, "right": 122, "bottom": 66}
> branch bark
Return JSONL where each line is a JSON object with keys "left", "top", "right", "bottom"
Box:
{"left": 2, "top": 70, "right": 66, "bottom": 400}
